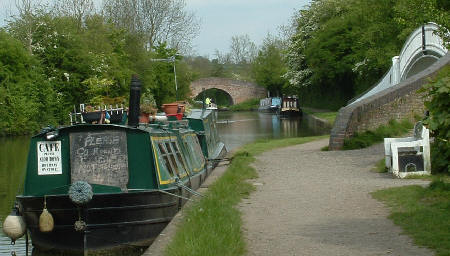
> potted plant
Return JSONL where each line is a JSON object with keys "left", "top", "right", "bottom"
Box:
{"left": 82, "top": 105, "right": 102, "bottom": 123}
{"left": 140, "top": 89, "right": 157, "bottom": 123}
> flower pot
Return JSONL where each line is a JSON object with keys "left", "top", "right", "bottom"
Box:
{"left": 162, "top": 104, "right": 179, "bottom": 115}
{"left": 82, "top": 111, "right": 102, "bottom": 123}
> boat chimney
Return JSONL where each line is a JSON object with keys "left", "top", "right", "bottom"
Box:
{"left": 128, "top": 75, "right": 141, "bottom": 127}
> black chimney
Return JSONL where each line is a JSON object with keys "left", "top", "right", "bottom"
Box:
{"left": 128, "top": 75, "right": 141, "bottom": 127}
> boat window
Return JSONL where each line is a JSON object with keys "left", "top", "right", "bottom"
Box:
{"left": 158, "top": 143, "right": 175, "bottom": 177}
{"left": 172, "top": 141, "right": 187, "bottom": 171}
{"left": 168, "top": 153, "right": 180, "bottom": 175}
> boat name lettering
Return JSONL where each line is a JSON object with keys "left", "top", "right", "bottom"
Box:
{"left": 84, "top": 134, "right": 120, "bottom": 147}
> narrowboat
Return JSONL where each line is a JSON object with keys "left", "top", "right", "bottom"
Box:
{"left": 280, "top": 96, "right": 301, "bottom": 116}
{"left": 258, "top": 97, "right": 281, "bottom": 113}
{"left": 3, "top": 76, "right": 227, "bottom": 254}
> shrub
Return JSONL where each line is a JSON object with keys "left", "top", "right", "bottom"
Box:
{"left": 343, "top": 119, "right": 413, "bottom": 150}
{"left": 420, "top": 66, "right": 450, "bottom": 174}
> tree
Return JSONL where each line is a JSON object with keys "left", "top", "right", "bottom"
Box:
{"left": 252, "top": 35, "right": 287, "bottom": 96}
{"left": 0, "top": 31, "right": 57, "bottom": 135}
{"left": 53, "top": 0, "right": 95, "bottom": 28}
{"left": 102, "top": 0, "right": 200, "bottom": 52}
{"left": 229, "top": 34, "right": 257, "bottom": 64}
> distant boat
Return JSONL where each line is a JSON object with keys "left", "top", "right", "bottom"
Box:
{"left": 258, "top": 97, "right": 281, "bottom": 113}
{"left": 280, "top": 96, "right": 301, "bottom": 116}
{"left": 206, "top": 102, "right": 218, "bottom": 110}
{"left": 4, "top": 77, "right": 227, "bottom": 255}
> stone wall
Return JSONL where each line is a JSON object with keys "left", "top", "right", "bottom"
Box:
{"left": 190, "top": 77, "right": 267, "bottom": 105}
{"left": 329, "top": 53, "right": 450, "bottom": 150}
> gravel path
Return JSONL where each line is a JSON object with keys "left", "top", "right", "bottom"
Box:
{"left": 240, "top": 138, "right": 433, "bottom": 256}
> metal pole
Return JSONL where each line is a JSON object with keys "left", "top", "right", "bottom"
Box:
{"left": 173, "top": 59, "right": 178, "bottom": 101}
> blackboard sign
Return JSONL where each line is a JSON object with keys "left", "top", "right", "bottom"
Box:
{"left": 70, "top": 131, "right": 128, "bottom": 191}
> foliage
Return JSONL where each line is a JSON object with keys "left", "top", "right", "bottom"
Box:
{"left": 1, "top": 2, "right": 197, "bottom": 135}
{"left": 420, "top": 66, "right": 450, "bottom": 173}
{"left": 229, "top": 98, "right": 260, "bottom": 111}
{"left": 372, "top": 178, "right": 450, "bottom": 255}
{"left": 0, "top": 31, "right": 57, "bottom": 135}
{"left": 251, "top": 35, "right": 288, "bottom": 96}
{"left": 165, "top": 135, "right": 326, "bottom": 256}
{"left": 285, "top": 0, "right": 450, "bottom": 110}
{"left": 343, "top": 119, "right": 413, "bottom": 150}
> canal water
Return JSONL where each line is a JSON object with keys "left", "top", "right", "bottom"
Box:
{"left": 0, "top": 111, "right": 329, "bottom": 255}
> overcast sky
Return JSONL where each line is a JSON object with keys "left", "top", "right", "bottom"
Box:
{"left": 0, "top": 0, "right": 311, "bottom": 57}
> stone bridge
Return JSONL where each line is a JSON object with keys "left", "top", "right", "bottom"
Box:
{"left": 190, "top": 77, "right": 267, "bottom": 105}
{"left": 329, "top": 23, "right": 448, "bottom": 150}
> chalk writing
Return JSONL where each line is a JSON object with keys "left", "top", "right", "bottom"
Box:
{"left": 70, "top": 131, "right": 128, "bottom": 190}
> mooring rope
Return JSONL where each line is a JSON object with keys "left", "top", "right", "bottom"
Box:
{"left": 175, "top": 180, "right": 204, "bottom": 197}
{"left": 157, "top": 189, "right": 196, "bottom": 202}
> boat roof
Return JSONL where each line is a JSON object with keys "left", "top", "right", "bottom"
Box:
{"left": 186, "top": 109, "right": 214, "bottom": 120}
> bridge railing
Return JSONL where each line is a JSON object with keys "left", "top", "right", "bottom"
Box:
{"left": 348, "top": 23, "right": 447, "bottom": 106}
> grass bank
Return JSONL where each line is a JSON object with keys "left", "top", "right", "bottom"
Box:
{"left": 343, "top": 119, "right": 413, "bottom": 150}
{"left": 302, "top": 108, "right": 337, "bottom": 124}
{"left": 164, "top": 135, "right": 328, "bottom": 256}
{"left": 229, "top": 98, "right": 260, "bottom": 111}
{"left": 372, "top": 178, "right": 450, "bottom": 256}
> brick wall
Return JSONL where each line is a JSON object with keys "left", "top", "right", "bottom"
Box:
{"left": 329, "top": 53, "right": 450, "bottom": 150}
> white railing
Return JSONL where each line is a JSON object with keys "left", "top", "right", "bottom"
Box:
{"left": 350, "top": 23, "right": 447, "bottom": 105}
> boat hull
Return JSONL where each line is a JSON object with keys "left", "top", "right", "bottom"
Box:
{"left": 17, "top": 188, "right": 188, "bottom": 254}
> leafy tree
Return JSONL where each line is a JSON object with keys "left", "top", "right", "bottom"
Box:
{"left": 252, "top": 35, "right": 287, "bottom": 96}
{"left": 421, "top": 66, "right": 450, "bottom": 173}
{"left": 0, "top": 31, "right": 57, "bottom": 135}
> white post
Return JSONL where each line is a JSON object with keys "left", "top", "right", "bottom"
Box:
{"left": 391, "top": 56, "right": 400, "bottom": 85}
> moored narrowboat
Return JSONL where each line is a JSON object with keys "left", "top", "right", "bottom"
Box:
{"left": 3, "top": 76, "right": 227, "bottom": 254}
{"left": 258, "top": 97, "right": 281, "bottom": 113}
{"left": 280, "top": 96, "right": 301, "bottom": 116}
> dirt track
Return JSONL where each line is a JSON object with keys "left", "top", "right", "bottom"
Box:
{"left": 240, "top": 138, "right": 433, "bottom": 256}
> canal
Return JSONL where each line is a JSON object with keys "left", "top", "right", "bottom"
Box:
{"left": 0, "top": 111, "right": 329, "bottom": 255}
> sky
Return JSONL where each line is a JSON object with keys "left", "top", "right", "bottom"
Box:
{"left": 186, "top": 0, "right": 311, "bottom": 57}
{"left": 0, "top": 0, "right": 311, "bottom": 57}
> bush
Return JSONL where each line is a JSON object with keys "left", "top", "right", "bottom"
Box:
{"left": 421, "top": 66, "right": 450, "bottom": 174}
{"left": 343, "top": 119, "right": 413, "bottom": 150}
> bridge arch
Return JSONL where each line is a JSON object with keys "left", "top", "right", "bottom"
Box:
{"left": 350, "top": 23, "right": 447, "bottom": 104}
{"left": 190, "top": 77, "right": 267, "bottom": 105}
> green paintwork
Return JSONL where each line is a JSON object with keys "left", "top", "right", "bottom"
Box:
{"left": 21, "top": 109, "right": 224, "bottom": 197}
{"left": 186, "top": 109, "right": 224, "bottom": 160}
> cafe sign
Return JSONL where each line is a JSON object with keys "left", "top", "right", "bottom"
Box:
{"left": 37, "top": 141, "right": 62, "bottom": 175}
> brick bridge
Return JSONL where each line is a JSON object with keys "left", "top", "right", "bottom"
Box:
{"left": 190, "top": 77, "right": 267, "bottom": 105}
{"left": 329, "top": 23, "right": 448, "bottom": 150}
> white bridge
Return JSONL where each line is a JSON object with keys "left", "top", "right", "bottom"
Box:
{"left": 350, "top": 23, "right": 448, "bottom": 104}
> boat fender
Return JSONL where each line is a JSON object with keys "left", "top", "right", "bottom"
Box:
{"left": 2, "top": 207, "right": 26, "bottom": 243}
{"left": 69, "top": 181, "right": 93, "bottom": 205}
{"left": 39, "top": 197, "right": 54, "bottom": 233}
{"left": 74, "top": 220, "right": 86, "bottom": 232}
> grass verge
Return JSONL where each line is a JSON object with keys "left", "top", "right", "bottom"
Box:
{"left": 372, "top": 159, "right": 388, "bottom": 173}
{"left": 164, "top": 135, "right": 328, "bottom": 256}
{"left": 229, "top": 98, "right": 260, "bottom": 111}
{"left": 343, "top": 119, "right": 413, "bottom": 150}
{"left": 372, "top": 178, "right": 450, "bottom": 256}
{"left": 302, "top": 108, "right": 337, "bottom": 124}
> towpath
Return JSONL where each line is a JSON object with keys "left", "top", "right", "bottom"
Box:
{"left": 240, "top": 138, "right": 433, "bottom": 256}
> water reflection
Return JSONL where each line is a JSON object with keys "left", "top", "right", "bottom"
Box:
{"left": 217, "top": 111, "right": 326, "bottom": 150}
{"left": 0, "top": 136, "right": 29, "bottom": 256}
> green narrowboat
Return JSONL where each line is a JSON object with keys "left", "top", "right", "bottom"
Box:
{"left": 2, "top": 77, "right": 227, "bottom": 254}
